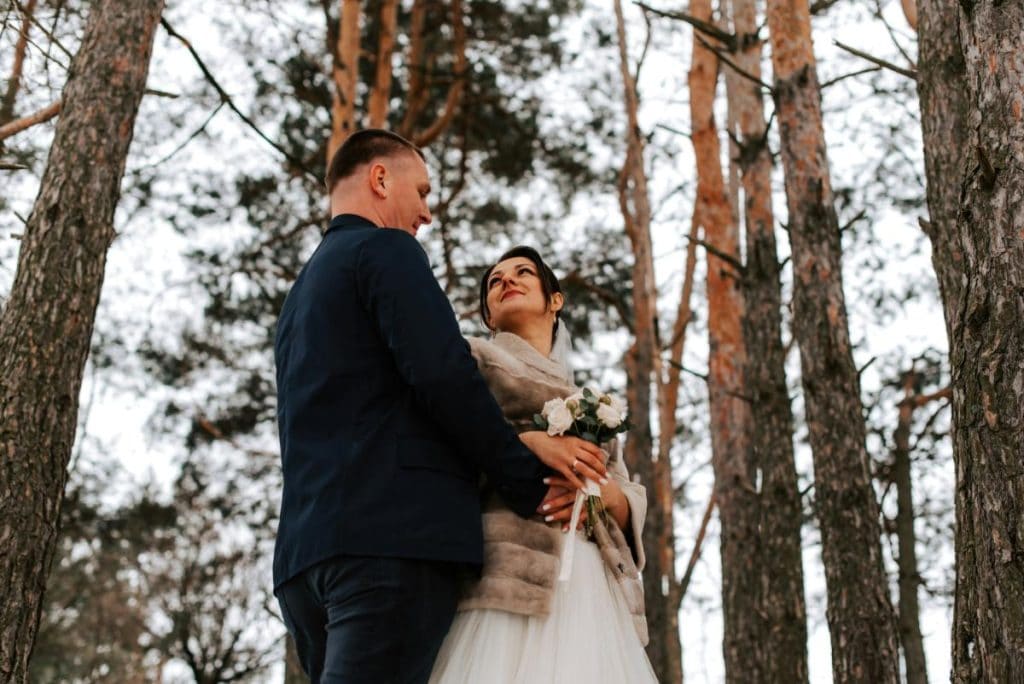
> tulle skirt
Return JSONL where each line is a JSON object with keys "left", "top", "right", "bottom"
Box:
{"left": 429, "top": 531, "right": 658, "bottom": 684}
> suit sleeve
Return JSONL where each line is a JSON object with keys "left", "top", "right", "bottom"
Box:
{"left": 355, "top": 229, "right": 548, "bottom": 517}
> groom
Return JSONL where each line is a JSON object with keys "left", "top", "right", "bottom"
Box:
{"left": 273, "top": 129, "right": 551, "bottom": 683}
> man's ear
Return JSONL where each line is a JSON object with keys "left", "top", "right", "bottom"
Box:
{"left": 369, "top": 162, "right": 388, "bottom": 199}
{"left": 550, "top": 292, "right": 565, "bottom": 314}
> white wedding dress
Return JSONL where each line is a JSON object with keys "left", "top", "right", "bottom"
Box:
{"left": 428, "top": 527, "right": 659, "bottom": 684}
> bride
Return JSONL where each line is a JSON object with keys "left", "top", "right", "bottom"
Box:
{"left": 429, "top": 246, "right": 658, "bottom": 683}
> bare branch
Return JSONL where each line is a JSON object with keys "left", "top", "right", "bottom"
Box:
{"left": 160, "top": 19, "right": 321, "bottom": 183}
{"left": 683, "top": 232, "right": 745, "bottom": 274}
{"left": 820, "top": 66, "right": 883, "bottom": 89}
{"left": 833, "top": 40, "right": 917, "bottom": 80}
{"left": 413, "top": 0, "right": 466, "bottom": 147}
{"left": 696, "top": 35, "right": 774, "bottom": 94}
{"left": 635, "top": 1, "right": 736, "bottom": 49}
{"left": 809, "top": 0, "right": 843, "bottom": 14}
{"left": 0, "top": 98, "right": 61, "bottom": 142}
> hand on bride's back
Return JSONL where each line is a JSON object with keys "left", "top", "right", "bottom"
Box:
{"left": 518, "top": 431, "right": 608, "bottom": 490}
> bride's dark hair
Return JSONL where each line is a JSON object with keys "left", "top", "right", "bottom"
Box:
{"left": 479, "top": 246, "right": 563, "bottom": 342}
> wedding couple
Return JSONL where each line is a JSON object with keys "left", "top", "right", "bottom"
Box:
{"left": 273, "top": 129, "right": 658, "bottom": 683}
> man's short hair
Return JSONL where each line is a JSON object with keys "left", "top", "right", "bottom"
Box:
{"left": 325, "top": 129, "right": 425, "bottom": 192}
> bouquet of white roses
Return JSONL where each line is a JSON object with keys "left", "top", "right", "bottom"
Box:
{"left": 533, "top": 387, "right": 629, "bottom": 543}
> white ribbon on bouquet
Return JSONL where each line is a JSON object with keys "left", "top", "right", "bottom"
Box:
{"left": 558, "top": 478, "right": 602, "bottom": 582}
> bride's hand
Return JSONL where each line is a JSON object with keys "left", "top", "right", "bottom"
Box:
{"left": 518, "top": 431, "right": 608, "bottom": 490}
{"left": 539, "top": 475, "right": 630, "bottom": 531}
{"left": 537, "top": 477, "right": 586, "bottom": 531}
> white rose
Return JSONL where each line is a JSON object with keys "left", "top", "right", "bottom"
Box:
{"left": 596, "top": 401, "right": 624, "bottom": 429}
{"left": 543, "top": 398, "right": 574, "bottom": 436}
{"left": 609, "top": 394, "right": 628, "bottom": 418}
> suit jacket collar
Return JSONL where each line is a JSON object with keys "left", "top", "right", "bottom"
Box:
{"left": 324, "top": 213, "right": 376, "bottom": 236}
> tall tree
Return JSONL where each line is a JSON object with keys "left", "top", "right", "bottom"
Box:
{"left": 763, "top": 0, "right": 901, "bottom": 679}
{"left": 943, "top": 2, "right": 1024, "bottom": 680}
{"left": 724, "top": 0, "right": 809, "bottom": 677}
{"left": 612, "top": 1, "right": 682, "bottom": 680}
{"left": 327, "top": 0, "right": 362, "bottom": 161}
{"left": 686, "top": 2, "right": 762, "bottom": 680}
{"left": 891, "top": 367, "right": 948, "bottom": 684}
{"left": 0, "top": 1, "right": 165, "bottom": 680}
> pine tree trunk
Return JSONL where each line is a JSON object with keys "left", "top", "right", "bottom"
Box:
{"left": 893, "top": 371, "right": 933, "bottom": 684}
{"left": 688, "top": 5, "right": 762, "bottom": 681}
{"left": 367, "top": 0, "right": 399, "bottom": 128}
{"left": 0, "top": 1, "right": 164, "bottom": 680}
{"left": 916, "top": 0, "right": 968, "bottom": 333}
{"left": 764, "top": 0, "right": 901, "bottom": 680}
{"left": 727, "top": 0, "right": 810, "bottom": 677}
{"left": 614, "top": 1, "right": 683, "bottom": 681}
{"left": 947, "top": 2, "right": 1024, "bottom": 680}
{"left": 328, "top": 0, "right": 361, "bottom": 162}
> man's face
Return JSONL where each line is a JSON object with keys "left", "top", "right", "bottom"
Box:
{"left": 381, "top": 153, "right": 432, "bottom": 237}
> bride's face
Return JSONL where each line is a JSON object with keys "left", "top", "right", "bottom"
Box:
{"left": 485, "top": 256, "right": 562, "bottom": 332}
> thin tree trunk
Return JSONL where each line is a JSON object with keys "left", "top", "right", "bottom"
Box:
{"left": 893, "top": 371, "right": 944, "bottom": 684}
{"left": 0, "top": 0, "right": 37, "bottom": 125}
{"left": 947, "top": 1, "right": 1024, "bottom": 680}
{"left": 327, "top": 0, "right": 361, "bottom": 163}
{"left": 366, "top": 0, "right": 399, "bottom": 128}
{"left": 687, "top": 3, "right": 762, "bottom": 681}
{"left": 613, "top": 1, "right": 682, "bottom": 681}
{"left": 727, "top": 0, "right": 810, "bottom": 677}
{"left": 397, "top": 0, "right": 428, "bottom": 140}
{"left": 283, "top": 635, "right": 304, "bottom": 684}
{"left": 412, "top": 0, "right": 465, "bottom": 147}
{"left": 0, "top": 1, "right": 164, "bottom": 680}
{"left": 764, "top": 0, "right": 901, "bottom": 680}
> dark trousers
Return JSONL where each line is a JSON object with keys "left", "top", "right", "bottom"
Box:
{"left": 276, "top": 555, "right": 462, "bottom": 684}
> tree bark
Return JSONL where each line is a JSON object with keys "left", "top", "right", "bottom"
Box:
{"left": 946, "top": 1, "right": 1024, "bottom": 680}
{"left": 764, "top": 0, "right": 902, "bottom": 680}
{"left": 688, "top": 3, "right": 763, "bottom": 681}
{"left": 613, "top": 1, "right": 682, "bottom": 681}
{"left": 726, "top": 0, "right": 810, "bottom": 678}
{"left": 916, "top": 0, "right": 968, "bottom": 334}
{"left": 0, "top": 1, "right": 164, "bottom": 680}
{"left": 327, "top": 0, "right": 361, "bottom": 163}
{"left": 366, "top": 0, "right": 399, "bottom": 128}
{"left": 0, "top": 0, "right": 37, "bottom": 126}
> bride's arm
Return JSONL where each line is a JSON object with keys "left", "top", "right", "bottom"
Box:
{"left": 604, "top": 439, "right": 647, "bottom": 570}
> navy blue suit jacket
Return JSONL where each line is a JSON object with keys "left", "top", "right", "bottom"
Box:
{"left": 273, "top": 214, "right": 549, "bottom": 590}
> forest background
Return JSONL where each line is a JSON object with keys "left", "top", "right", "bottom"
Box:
{"left": 3, "top": 0, "right": 1011, "bottom": 681}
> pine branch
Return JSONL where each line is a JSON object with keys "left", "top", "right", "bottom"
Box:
{"left": 635, "top": 1, "right": 736, "bottom": 50}
{"left": 820, "top": 66, "right": 883, "bottom": 89}
{"left": 696, "top": 35, "right": 774, "bottom": 94}
{"left": 833, "top": 40, "right": 917, "bottom": 80}
{"left": 683, "top": 233, "right": 746, "bottom": 274}
{"left": 160, "top": 18, "right": 321, "bottom": 183}
{"left": 0, "top": 98, "right": 61, "bottom": 142}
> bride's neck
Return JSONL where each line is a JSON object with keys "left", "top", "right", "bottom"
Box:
{"left": 500, "top": 323, "right": 553, "bottom": 358}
